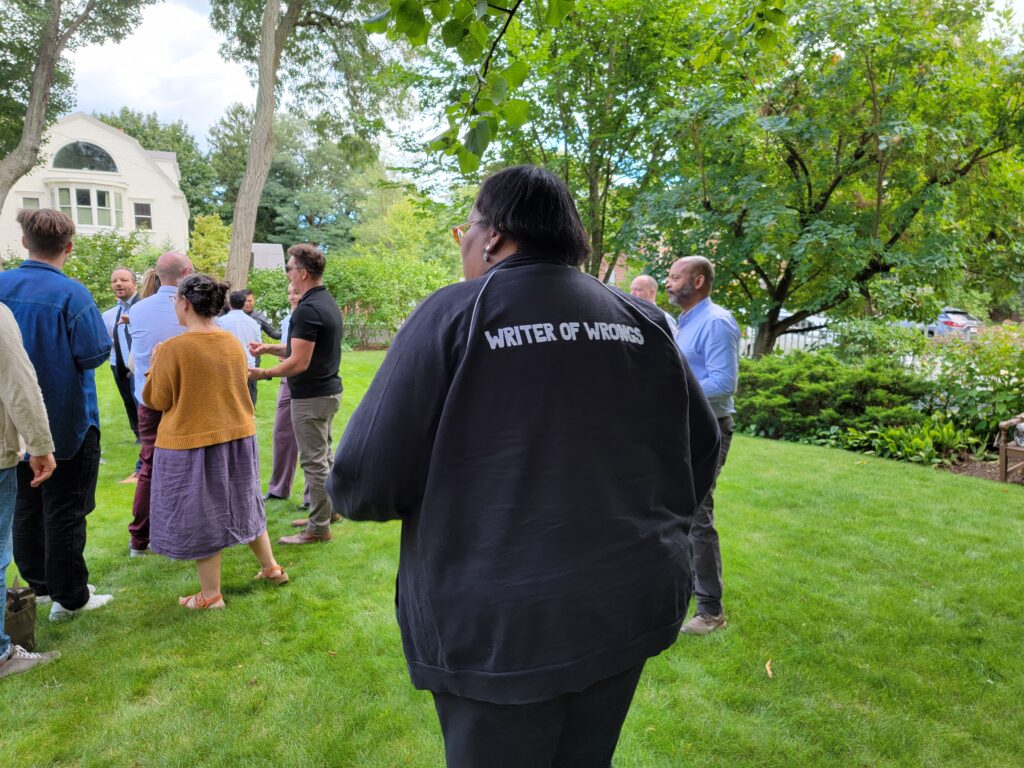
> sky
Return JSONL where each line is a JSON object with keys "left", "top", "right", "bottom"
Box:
{"left": 69, "top": 0, "right": 1024, "bottom": 151}
{"left": 70, "top": 0, "right": 255, "bottom": 147}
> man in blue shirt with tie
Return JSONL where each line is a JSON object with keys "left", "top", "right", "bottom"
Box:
{"left": 667, "top": 255, "right": 740, "bottom": 635}
{"left": 101, "top": 268, "right": 140, "bottom": 481}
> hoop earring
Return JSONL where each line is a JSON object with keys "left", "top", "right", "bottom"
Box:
{"left": 482, "top": 248, "right": 490, "bottom": 263}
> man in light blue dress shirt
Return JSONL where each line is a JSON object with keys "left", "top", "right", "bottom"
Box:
{"left": 667, "top": 256, "right": 740, "bottom": 636}
{"left": 217, "top": 291, "right": 263, "bottom": 405}
{"left": 127, "top": 252, "right": 192, "bottom": 556}
{"left": 101, "top": 268, "right": 140, "bottom": 481}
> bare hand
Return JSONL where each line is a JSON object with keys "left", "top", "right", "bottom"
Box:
{"left": 248, "top": 341, "right": 268, "bottom": 356}
{"left": 247, "top": 367, "right": 264, "bottom": 382}
{"left": 29, "top": 453, "right": 56, "bottom": 487}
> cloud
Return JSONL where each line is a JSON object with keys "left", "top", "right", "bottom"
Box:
{"left": 69, "top": 1, "right": 255, "bottom": 147}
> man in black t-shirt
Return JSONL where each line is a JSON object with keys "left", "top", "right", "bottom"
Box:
{"left": 249, "top": 244, "right": 343, "bottom": 544}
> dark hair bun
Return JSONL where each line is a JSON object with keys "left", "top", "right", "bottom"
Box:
{"left": 178, "top": 274, "right": 229, "bottom": 317}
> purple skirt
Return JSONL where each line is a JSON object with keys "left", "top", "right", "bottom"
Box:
{"left": 150, "top": 436, "right": 266, "bottom": 560}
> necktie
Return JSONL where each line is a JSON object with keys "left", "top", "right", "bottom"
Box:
{"left": 113, "top": 303, "right": 131, "bottom": 375}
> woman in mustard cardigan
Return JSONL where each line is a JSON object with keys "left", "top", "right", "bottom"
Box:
{"left": 144, "top": 274, "right": 288, "bottom": 609}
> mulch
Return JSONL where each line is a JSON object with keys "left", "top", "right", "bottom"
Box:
{"left": 943, "top": 455, "right": 1024, "bottom": 485}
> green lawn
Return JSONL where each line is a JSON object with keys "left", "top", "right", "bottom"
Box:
{"left": 2, "top": 350, "right": 1022, "bottom": 767}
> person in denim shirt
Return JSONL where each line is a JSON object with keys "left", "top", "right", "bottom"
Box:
{"left": 0, "top": 209, "right": 114, "bottom": 622}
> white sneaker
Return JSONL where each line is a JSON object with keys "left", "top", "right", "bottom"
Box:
{"left": 49, "top": 592, "right": 113, "bottom": 622}
{"left": 0, "top": 645, "right": 60, "bottom": 679}
{"left": 36, "top": 583, "right": 96, "bottom": 607}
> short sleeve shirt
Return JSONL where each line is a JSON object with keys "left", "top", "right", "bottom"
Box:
{"left": 287, "top": 285, "right": 343, "bottom": 399}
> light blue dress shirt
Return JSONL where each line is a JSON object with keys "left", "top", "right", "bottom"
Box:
{"left": 129, "top": 286, "right": 185, "bottom": 407}
{"left": 280, "top": 312, "right": 292, "bottom": 345}
{"left": 216, "top": 309, "right": 262, "bottom": 366}
{"left": 675, "top": 297, "right": 740, "bottom": 418}
{"left": 102, "top": 296, "right": 135, "bottom": 366}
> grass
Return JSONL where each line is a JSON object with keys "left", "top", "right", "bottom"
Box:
{"left": 2, "top": 349, "right": 1023, "bottom": 767}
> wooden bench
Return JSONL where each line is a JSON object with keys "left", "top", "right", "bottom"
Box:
{"left": 997, "top": 413, "right": 1024, "bottom": 481}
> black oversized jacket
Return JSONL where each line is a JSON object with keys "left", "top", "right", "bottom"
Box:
{"left": 328, "top": 254, "right": 720, "bottom": 704}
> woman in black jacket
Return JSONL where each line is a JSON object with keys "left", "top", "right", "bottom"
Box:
{"left": 328, "top": 165, "right": 720, "bottom": 768}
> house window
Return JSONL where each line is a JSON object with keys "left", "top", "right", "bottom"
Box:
{"left": 21, "top": 197, "right": 40, "bottom": 209}
{"left": 76, "top": 188, "right": 93, "bottom": 225}
{"left": 134, "top": 202, "right": 153, "bottom": 230}
{"left": 57, "top": 188, "right": 72, "bottom": 218}
{"left": 53, "top": 142, "right": 118, "bottom": 172}
{"left": 52, "top": 186, "right": 124, "bottom": 229}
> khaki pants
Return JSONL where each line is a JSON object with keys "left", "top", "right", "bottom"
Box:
{"left": 290, "top": 393, "right": 341, "bottom": 535}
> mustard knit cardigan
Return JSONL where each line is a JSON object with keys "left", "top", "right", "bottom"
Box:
{"left": 143, "top": 330, "right": 256, "bottom": 450}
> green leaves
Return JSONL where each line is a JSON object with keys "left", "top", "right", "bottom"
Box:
{"left": 362, "top": 0, "right": 567, "bottom": 172}
{"left": 691, "top": 2, "right": 788, "bottom": 69}
{"left": 544, "top": 0, "right": 575, "bottom": 27}
{"left": 500, "top": 99, "right": 530, "bottom": 128}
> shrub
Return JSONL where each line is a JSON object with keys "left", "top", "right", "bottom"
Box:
{"left": 189, "top": 214, "right": 230, "bottom": 277}
{"left": 323, "top": 252, "right": 452, "bottom": 348}
{"left": 837, "top": 413, "right": 980, "bottom": 465}
{"left": 63, "top": 230, "right": 160, "bottom": 307}
{"left": 830, "top": 319, "right": 927, "bottom": 364}
{"left": 246, "top": 267, "right": 290, "bottom": 325}
{"left": 736, "top": 351, "right": 937, "bottom": 441}
{"left": 923, "top": 323, "right": 1024, "bottom": 445}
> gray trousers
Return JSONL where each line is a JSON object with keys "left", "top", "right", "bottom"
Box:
{"left": 690, "top": 415, "right": 733, "bottom": 617}
{"left": 290, "top": 393, "right": 341, "bottom": 535}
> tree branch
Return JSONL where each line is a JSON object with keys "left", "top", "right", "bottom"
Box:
{"left": 58, "top": 0, "right": 99, "bottom": 48}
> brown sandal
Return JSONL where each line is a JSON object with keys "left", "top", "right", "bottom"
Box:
{"left": 179, "top": 591, "right": 225, "bottom": 609}
{"left": 254, "top": 564, "right": 289, "bottom": 585}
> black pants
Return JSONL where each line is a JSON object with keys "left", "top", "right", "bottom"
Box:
{"left": 432, "top": 663, "right": 645, "bottom": 768}
{"left": 13, "top": 427, "right": 101, "bottom": 611}
{"left": 248, "top": 378, "right": 258, "bottom": 407}
{"left": 111, "top": 365, "right": 139, "bottom": 438}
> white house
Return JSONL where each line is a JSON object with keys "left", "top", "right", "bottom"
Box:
{"left": 0, "top": 112, "right": 189, "bottom": 257}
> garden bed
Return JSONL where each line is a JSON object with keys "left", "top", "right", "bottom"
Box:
{"left": 944, "top": 455, "right": 1024, "bottom": 484}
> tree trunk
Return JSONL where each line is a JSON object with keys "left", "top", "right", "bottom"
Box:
{"left": 0, "top": 0, "right": 63, "bottom": 218}
{"left": 224, "top": 0, "right": 304, "bottom": 289}
{"left": 751, "top": 319, "right": 779, "bottom": 358}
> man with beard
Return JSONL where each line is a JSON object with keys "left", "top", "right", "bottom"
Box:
{"left": 665, "top": 256, "right": 740, "bottom": 636}
{"left": 101, "top": 268, "right": 140, "bottom": 481}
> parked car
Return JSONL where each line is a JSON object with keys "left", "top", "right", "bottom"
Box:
{"left": 925, "top": 307, "right": 983, "bottom": 339}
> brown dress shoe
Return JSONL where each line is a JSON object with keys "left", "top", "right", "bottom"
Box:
{"left": 278, "top": 531, "right": 332, "bottom": 545}
{"left": 290, "top": 513, "right": 342, "bottom": 528}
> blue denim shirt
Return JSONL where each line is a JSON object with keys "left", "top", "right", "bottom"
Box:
{"left": 675, "top": 297, "right": 740, "bottom": 419}
{"left": 0, "top": 260, "right": 111, "bottom": 459}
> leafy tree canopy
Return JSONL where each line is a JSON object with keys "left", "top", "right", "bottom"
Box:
{"left": 641, "top": 0, "right": 1024, "bottom": 354}
{"left": 0, "top": 3, "right": 74, "bottom": 156}
{"left": 207, "top": 103, "right": 379, "bottom": 249}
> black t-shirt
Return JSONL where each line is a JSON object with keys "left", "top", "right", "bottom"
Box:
{"left": 286, "top": 285, "right": 343, "bottom": 399}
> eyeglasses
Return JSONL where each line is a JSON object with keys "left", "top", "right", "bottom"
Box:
{"left": 452, "top": 218, "right": 485, "bottom": 245}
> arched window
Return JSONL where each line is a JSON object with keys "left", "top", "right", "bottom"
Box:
{"left": 53, "top": 142, "right": 118, "bottom": 172}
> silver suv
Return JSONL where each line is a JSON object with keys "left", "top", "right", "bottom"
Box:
{"left": 926, "top": 307, "right": 983, "bottom": 339}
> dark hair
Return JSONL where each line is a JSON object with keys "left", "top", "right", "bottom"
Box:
{"left": 228, "top": 290, "right": 247, "bottom": 309}
{"left": 241, "top": 288, "right": 253, "bottom": 296}
{"left": 287, "top": 244, "right": 325, "bottom": 277}
{"left": 474, "top": 165, "right": 590, "bottom": 266}
{"left": 178, "top": 274, "right": 229, "bottom": 318}
{"left": 16, "top": 208, "right": 75, "bottom": 256}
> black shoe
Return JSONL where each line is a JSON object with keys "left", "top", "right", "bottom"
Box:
{"left": 298, "top": 502, "right": 310, "bottom": 510}
{"left": 264, "top": 493, "right": 287, "bottom": 502}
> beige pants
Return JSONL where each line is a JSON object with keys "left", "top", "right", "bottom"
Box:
{"left": 290, "top": 393, "right": 341, "bottom": 535}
